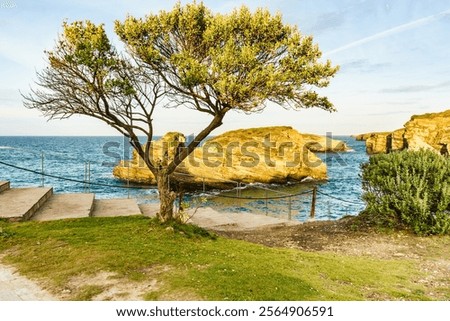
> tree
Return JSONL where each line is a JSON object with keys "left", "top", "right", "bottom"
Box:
{"left": 24, "top": 2, "right": 339, "bottom": 222}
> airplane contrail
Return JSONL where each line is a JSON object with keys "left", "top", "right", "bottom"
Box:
{"left": 324, "top": 8, "right": 450, "bottom": 56}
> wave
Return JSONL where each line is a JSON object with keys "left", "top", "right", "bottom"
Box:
{"left": 0, "top": 146, "right": 14, "bottom": 149}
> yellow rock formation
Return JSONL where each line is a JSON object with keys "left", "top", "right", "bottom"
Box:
{"left": 113, "top": 126, "right": 349, "bottom": 189}
{"left": 355, "top": 109, "right": 450, "bottom": 154}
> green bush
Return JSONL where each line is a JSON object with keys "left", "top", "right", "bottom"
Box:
{"left": 361, "top": 149, "right": 450, "bottom": 235}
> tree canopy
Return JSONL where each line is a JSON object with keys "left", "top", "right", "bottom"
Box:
{"left": 116, "top": 3, "right": 338, "bottom": 113}
{"left": 23, "top": 21, "right": 162, "bottom": 172}
{"left": 24, "top": 2, "right": 339, "bottom": 222}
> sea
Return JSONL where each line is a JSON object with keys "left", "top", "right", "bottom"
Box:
{"left": 0, "top": 135, "right": 368, "bottom": 222}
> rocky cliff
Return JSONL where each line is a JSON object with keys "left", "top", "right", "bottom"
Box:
{"left": 356, "top": 109, "right": 450, "bottom": 154}
{"left": 113, "top": 126, "right": 349, "bottom": 190}
{"left": 353, "top": 132, "right": 389, "bottom": 141}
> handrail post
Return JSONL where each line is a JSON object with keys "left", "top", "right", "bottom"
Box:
{"left": 88, "top": 161, "right": 91, "bottom": 193}
{"left": 84, "top": 162, "right": 87, "bottom": 193}
{"left": 265, "top": 190, "right": 268, "bottom": 216}
{"left": 327, "top": 200, "right": 331, "bottom": 219}
{"left": 238, "top": 182, "right": 241, "bottom": 208}
{"left": 288, "top": 196, "right": 292, "bottom": 220}
{"left": 127, "top": 160, "right": 130, "bottom": 199}
{"left": 310, "top": 187, "right": 317, "bottom": 218}
{"left": 41, "top": 152, "right": 44, "bottom": 187}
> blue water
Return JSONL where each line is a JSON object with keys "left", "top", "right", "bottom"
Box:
{"left": 316, "top": 136, "right": 369, "bottom": 219}
{"left": 204, "top": 136, "right": 369, "bottom": 221}
{"left": 0, "top": 136, "right": 368, "bottom": 221}
{"left": 0, "top": 136, "right": 156, "bottom": 200}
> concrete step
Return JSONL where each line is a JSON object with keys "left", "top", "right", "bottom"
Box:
{"left": 91, "top": 199, "right": 142, "bottom": 217}
{"left": 0, "top": 187, "right": 53, "bottom": 222}
{"left": 0, "top": 181, "right": 10, "bottom": 193}
{"left": 31, "top": 194, "right": 95, "bottom": 222}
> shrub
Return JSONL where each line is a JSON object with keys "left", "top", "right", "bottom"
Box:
{"left": 361, "top": 149, "right": 450, "bottom": 235}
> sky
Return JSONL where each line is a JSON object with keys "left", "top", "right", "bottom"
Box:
{"left": 0, "top": 0, "right": 449, "bottom": 136}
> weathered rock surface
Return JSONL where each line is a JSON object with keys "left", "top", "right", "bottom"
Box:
{"left": 113, "top": 126, "right": 349, "bottom": 190}
{"left": 355, "top": 109, "right": 450, "bottom": 155}
{"left": 299, "top": 133, "right": 348, "bottom": 152}
{"left": 353, "top": 132, "right": 389, "bottom": 142}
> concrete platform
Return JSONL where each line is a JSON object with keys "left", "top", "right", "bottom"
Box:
{"left": 91, "top": 199, "right": 142, "bottom": 217}
{"left": 189, "top": 208, "right": 301, "bottom": 231}
{"left": 0, "top": 187, "right": 53, "bottom": 222}
{"left": 0, "top": 181, "right": 10, "bottom": 193}
{"left": 32, "top": 194, "right": 95, "bottom": 221}
{"left": 139, "top": 204, "right": 300, "bottom": 231}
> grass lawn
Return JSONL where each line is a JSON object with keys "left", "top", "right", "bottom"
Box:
{"left": 0, "top": 216, "right": 430, "bottom": 300}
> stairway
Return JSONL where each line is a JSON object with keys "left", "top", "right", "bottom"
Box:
{"left": 31, "top": 194, "right": 95, "bottom": 221}
{"left": 0, "top": 181, "right": 143, "bottom": 222}
{"left": 0, "top": 182, "right": 53, "bottom": 222}
{"left": 0, "top": 181, "right": 9, "bottom": 193}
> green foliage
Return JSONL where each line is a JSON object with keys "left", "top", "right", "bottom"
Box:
{"left": 161, "top": 220, "right": 217, "bottom": 240}
{"left": 361, "top": 150, "right": 450, "bottom": 235}
{"left": 115, "top": 2, "right": 339, "bottom": 113}
{"left": 24, "top": 20, "right": 142, "bottom": 124}
{"left": 60, "top": 21, "right": 114, "bottom": 69}
{"left": 0, "top": 225, "right": 15, "bottom": 240}
{"left": 50, "top": 21, "right": 135, "bottom": 97}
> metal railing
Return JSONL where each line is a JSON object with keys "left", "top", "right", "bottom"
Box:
{"left": 0, "top": 147, "right": 365, "bottom": 221}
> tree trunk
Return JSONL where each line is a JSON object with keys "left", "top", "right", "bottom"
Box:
{"left": 156, "top": 171, "right": 177, "bottom": 222}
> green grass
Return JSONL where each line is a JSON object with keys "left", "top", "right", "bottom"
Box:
{"left": 72, "top": 285, "right": 105, "bottom": 301}
{"left": 0, "top": 216, "right": 429, "bottom": 300}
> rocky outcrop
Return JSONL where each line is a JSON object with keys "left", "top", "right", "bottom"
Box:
{"left": 356, "top": 109, "right": 450, "bottom": 154}
{"left": 362, "top": 129, "right": 405, "bottom": 155}
{"left": 353, "top": 132, "right": 389, "bottom": 142}
{"left": 113, "top": 126, "right": 349, "bottom": 190}
{"left": 299, "top": 133, "right": 348, "bottom": 152}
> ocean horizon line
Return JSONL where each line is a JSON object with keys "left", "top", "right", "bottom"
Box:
{"left": 0, "top": 133, "right": 356, "bottom": 138}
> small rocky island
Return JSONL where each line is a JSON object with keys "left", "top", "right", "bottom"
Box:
{"left": 355, "top": 109, "right": 450, "bottom": 155}
{"left": 113, "top": 126, "right": 349, "bottom": 190}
